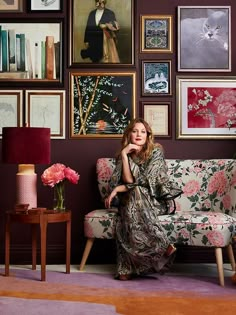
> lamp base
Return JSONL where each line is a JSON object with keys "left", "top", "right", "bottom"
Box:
{"left": 16, "top": 164, "right": 37, "bottom": 209}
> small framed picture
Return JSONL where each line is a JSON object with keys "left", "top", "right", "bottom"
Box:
{"left": 28, "top": 0, "right": 62, "bottom": 11}
{"left": 178, "top": 6, "right": 231, "bottom": 72}
{"left": 0, "top": 90, "right": 23, "bottom": 138}
{"left": 140, "top": 15, "right": 173, "bottom": 53}
{"left": 142, "top": 102, "right": 171, "bottom": 137}
{"left": 69, "top": 71, "right": 136, "bottom": 138}
{"left": 25, "top": 90, "right": 65, "bottom": 139}
{"left": 0, "top": 0, "right": 23, "bottom": 12}
{"left": 142, "top": 60, "right": 172, "bottom": 96}
{"left": 176, "top": 76, "right": 236, "bottom": 139}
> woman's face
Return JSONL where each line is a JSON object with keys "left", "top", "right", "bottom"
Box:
{"left": 130, "top": 122, "right": 147, "bottom": 147}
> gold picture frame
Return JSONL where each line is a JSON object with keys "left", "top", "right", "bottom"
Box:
{"left": 69, "top": 71, "right": 136, "bottom": 138}
{"left": 69, "top": 0, "right": 134, "bottom": 66}
{"left": 142, "top": 102, "right": 171, "bottom": 137}
{"left": 25, "top": 90, "right": 65, "bottom": 139}
{"left": 140, "top": 15, "right": 173, "bottom": 53}
{"left": 0, "top": 0, "right": 23, "bottom": 12}
{"left": 176, "top": 76, "right": 236, "bottom": 139}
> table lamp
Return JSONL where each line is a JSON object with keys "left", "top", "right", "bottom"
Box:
{"left": 2, "top": 127, "right": 51, "bottom": 209}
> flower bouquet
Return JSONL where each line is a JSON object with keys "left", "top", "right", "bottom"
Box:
{"left": 41, "top": 163, "right": 80, "bottom": 211}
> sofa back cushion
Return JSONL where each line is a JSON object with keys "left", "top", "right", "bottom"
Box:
{"left": 96, "top": 158, "right": 236, "bottom": 216}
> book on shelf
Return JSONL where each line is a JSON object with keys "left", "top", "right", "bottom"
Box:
{"left": 0, "top": 71, "right": 28, "bottom": 79}
{"left": 41, "top": 41, "right": 46, "bottom": 79}
{"left": 45, "top": 35, "right": 55, "bottom": 80}
{"left": 26, "top": 38, "right": 33, "bottom": 79}
{"left": 1, "top": 29, "right": 9, "bottom": 72}
{"left": 8, "top": 29, "right": 17, "bottom": 72}
{"left": 19, "top": 33, "right": 26, "bottom": 71}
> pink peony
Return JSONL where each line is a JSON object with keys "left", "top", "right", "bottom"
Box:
{"left": 64, "top": 167, "right": 80, "bottom": 184}
{"left": 41, "top": 163, "right": 80, "bottom": 187}
{"left": 182, "top": 180, "right": 201, "bottom": 197}
{"left": 207, "top": 171, "right": 227, "bottom": 195}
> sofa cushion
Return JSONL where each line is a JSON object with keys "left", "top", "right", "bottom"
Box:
{"left": 84, "top": 209, "right": 236, "bottom": 247}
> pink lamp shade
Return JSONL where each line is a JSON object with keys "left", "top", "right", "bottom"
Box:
{"left": 2, "top": 127, "right": 51, "bottom": 209}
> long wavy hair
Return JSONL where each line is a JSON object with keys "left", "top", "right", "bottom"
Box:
{"left": 117, "top": 118, "right": 162, "bottom": 162}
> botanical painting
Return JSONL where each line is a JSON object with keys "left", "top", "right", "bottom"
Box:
{"left": 70, "top": 72, "right": 136, "bottom": 138}
{"left": 178, "top": 6, "right": 231, "bottom": 71}
{"left": 176, "top": 77, "right": 236, "bottom": 139}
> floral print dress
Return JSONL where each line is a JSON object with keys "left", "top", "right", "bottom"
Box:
{"left": 109, "top": 146, "right": 181, "bottom": 276}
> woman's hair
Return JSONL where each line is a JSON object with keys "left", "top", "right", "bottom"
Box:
{"left": 117, "top": 118, "right": 162, "bottom": 162}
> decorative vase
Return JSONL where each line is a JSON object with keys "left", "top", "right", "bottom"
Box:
{"left": 53, "top": 181, "right": 65, "bottom": 212}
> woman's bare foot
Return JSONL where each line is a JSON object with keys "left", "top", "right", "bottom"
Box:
{"left": 118, "top": 274, "right": 132, "bottom": 281}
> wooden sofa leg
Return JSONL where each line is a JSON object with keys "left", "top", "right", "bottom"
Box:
{"left": 79, "top": 238, "right": 95, "bottom": 271}
{"left": 226, "top": 244, "right": 236, "bottom": 271}
{"left": 215, "top": 247, "right": 224, "bottom": 287}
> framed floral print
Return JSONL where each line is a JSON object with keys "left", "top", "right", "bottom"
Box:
{"left": 176, "top": 76, "right": 236, "bottom": 139}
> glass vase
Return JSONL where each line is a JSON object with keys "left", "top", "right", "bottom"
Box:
{"left": 53, "top": 181, "right": 65, "bottom": 212}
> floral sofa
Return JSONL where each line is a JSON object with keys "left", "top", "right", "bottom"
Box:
{"left": 80, "top": 158, "right": 236, "bottom": 286}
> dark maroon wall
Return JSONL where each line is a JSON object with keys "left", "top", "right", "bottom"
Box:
{"left": 0, "top": 0, "right": 235, "bottom": 265}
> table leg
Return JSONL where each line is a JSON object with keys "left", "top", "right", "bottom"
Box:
{"left": 66, "top": 215, "right": 71, "bottom": 274}
{"left": 5, "top": 214, "right": 10, "bottom": 277}
{"left": 40, "top": 214, "right": 48, "bottom": 281}
{"left": 31, "top": 225, "right": 37, "bottom": 270}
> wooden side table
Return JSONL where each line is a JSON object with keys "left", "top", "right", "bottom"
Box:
{"left": 5, "top": 209, "right": 71, "bottom": 281}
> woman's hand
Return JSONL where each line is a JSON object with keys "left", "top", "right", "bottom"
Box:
{"left": 104, "top": 188, "right": 117, "bottom": 208}
{"left": 121, "top": 143, "right": 140, "bottom": 156}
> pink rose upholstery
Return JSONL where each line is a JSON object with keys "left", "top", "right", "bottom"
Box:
{"left": 80, "top": 158, "right": 236, "bottom": 286}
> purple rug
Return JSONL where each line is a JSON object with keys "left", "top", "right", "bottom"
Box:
{"left": 0, "top": 268, "right": 235, "bottom": 315}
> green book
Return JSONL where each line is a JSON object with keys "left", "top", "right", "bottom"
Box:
{"left": 1, "top": 29, "right": 9, "bottom": 72}
{"left": 20, "top": 33, "right": 26, "bottom": 71}
{"left": 41, "top": 41, "right": 46, "bottom": 79}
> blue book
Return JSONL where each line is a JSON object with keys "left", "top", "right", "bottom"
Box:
{"left": 20, "top": 33, "right": 26, "bottom": 71}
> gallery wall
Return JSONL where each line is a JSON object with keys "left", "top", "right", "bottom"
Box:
{"left": 0, "top": 0, "right": 235, "bottom": 265}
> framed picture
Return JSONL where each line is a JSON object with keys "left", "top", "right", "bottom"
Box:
{"left": 176, "top": 76, "right": 236, "bottom": 139}
{"left": 142, "top": 102, "right": 171, "bottom": 137}
{"left": 142, "top": 60, "right": 172, "bottom": 96}
{"left": 140, "top": 15, "right": 173, "bottom": 53}
{"left": 0, "top": 0, "right": 23, "bottom": 12}
{"left": 69, "top": 71, "right": 136, "bottom": 138}
{"left": 28, "top": 0, "right": 62, "bottom": 11}
{"left": 25, "top": 90, "right": 65, "bottom": 139}
{"left": 178, "top": 6, "right": 231, "bottom": 72}
{"left": 0, "top": 21, "right": 62, "bottom": 82}
{"left": 69, "top": 0, "right": 134, "bottom": 66}
{"left": 0, "top": 90, "right": 23, "bottom": 138}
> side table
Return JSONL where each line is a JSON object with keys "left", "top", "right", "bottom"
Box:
{"left": 5, "top": 209, "right": 71, "bottom": 281}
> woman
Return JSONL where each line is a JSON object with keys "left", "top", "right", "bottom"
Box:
{"left": 105, "top": 118, "right": 182, "bottom": 280}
